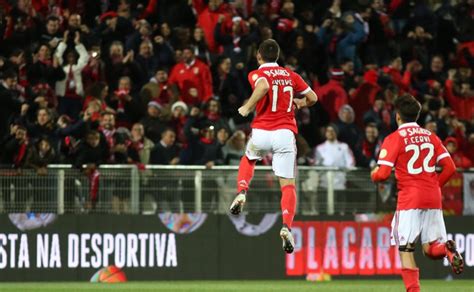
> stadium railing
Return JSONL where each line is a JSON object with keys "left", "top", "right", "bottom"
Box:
{"left": 2, "top": 165, "right": 470, "bottom": 215}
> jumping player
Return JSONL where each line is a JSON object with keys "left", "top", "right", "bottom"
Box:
{"left": 229, "top": 39, "right": 317, "bottom": 253}
{"left": 371, "top": 94, "right": 463, "bottom": 292}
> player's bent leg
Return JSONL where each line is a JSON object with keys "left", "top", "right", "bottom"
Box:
{"left": 230, "top": 156, "right": 257, "bottom": 215}
{"left": 399, "top": 243, "right": 420, "bottom": 292}
{"left": 422, "top": 241, "right": 446, "bottom": 260}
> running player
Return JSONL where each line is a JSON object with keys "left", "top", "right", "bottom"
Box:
{"left": 229, "top": 39, "right": 318, "bottom": 253}
{"left": 371, "top": 94, "right": 463, "bottom": 292}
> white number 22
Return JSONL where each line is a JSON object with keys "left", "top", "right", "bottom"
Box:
{"left": 271, "top": 85, "right": 293, "bottom": 112}
{"left": 405, "top": 143, "right": 436, "bottom": 174}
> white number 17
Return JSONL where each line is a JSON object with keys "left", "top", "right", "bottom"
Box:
{"left": 271, "top": 85, "right": 293, "bottom": 112}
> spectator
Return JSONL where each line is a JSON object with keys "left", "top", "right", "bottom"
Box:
{"left": 24, "top": 137, "right": 57, "bottom": 211}
{"left": 150, "top": 128, "right": 180, "bottom": 165}
{"left": 221, "top": 130, "right": 246, "bottom": 165}
{"left": 21, "top": 108, "right": 57, "bottom": 145}
{"left": 142, "top": 68, "right": 173, "bottom": 106}
{"left": 128, "top": 123, "right": 155, "bottom": 165}
{"left": 140, "top": 101, "right": 167, "bottom": 144}
{"left": 0, "top": 70, "right": 23, "bottom": 138}
{"left": 39, "top": 16, "right": 62, "bottom": 50}
{"left": 55, "top": 31, "right": 90, "bottom": 120}
{"left": 181, "top": 107, "right": 220, "bottom": 167}
{"left": 168, "top": 46, "right": 213, "bottom": 106}
{"left": 335, "top": 104, "right": 360, "bottom": 151}
{"left": 363, "top": 97, "right": 392, "bottom": 135}
{"left": 169, "top": 101, "right": 189, "bottom": 144}
{"left": 191, "top": 27, "right": 211, "bottom": 64}
{"left": 104, "top": 41, "right": 143, "bottom": 91}
{"left": 314, "top": 124, "right": 355, "bottom": 214}
{"left": 315, "top": 68, "right": 349, "bottom": 122}
{"left": 135, "top": 40, "right": 159, "bottom": 80}
{"left": 109, "top": 76, "right": 143, "bottom": 127}
{"left": 355, "top": 123, "right": 382, "bottom": 168}
{"left": 212, "top": 56, "right": 248, "bottom": 118}
{"left": 445, "top": 69, "right": 474, "bottom": 121}
{"left": 27, "top": 44, "right": 66, "bottom": 88}
{"left": 444, "top": 137, "right": 472, "bottom": 169}
{"left": 0, "top": 125, "right": 29, "bottom": 168}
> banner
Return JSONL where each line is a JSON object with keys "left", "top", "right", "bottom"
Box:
{"left": 0, "top": 214, "right": 472, "bottom": 281}
{"left": 285, "top": 221, "right": 401, "bottom": 276}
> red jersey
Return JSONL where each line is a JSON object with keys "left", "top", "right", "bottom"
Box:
{"left": 377, "top": 122, "right": 451, "bottom": 210}
{"left": 168, "top": 59, "right": 213, "bottom": 105}
{"left": 248, "top": 63, "right": 311, "bottom": 133}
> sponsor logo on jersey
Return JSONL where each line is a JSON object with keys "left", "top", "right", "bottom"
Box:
{"left": 263, "top": 69, "right": 290, "bottom": 77}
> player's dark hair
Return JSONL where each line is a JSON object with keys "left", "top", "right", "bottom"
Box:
{"left": 258, "top": 39, "right": 280, "bottom": 62}
{"left": 394, "top": 94, "right": 421, "bottom": 123}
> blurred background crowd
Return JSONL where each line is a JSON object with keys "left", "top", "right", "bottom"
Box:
{"left": 0, "top": 0, "right": 473, "bottom": 173}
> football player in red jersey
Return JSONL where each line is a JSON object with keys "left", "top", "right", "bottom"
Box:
{"left": 229, "top": 39, "right": 317, "bottom": 253}
{"left": 371, "top": 94, "right": 463, "bottom": 292}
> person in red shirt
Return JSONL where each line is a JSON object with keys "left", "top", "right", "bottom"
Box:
{"left": 315, "top": 68, "right": 348, "bottom": 122}
{"left": 444, "top": 137, "right": 472, "bottom": 169}
{"left": 371, "top": 94, "right": 463, "bottom": 292}
{"left": 229, "top": 39, "right": 318, "bottom": 253}
{"left": 445, "top": 69, "right": 474, "bottom": 121}
{"left": 168, "top": 46, "right": 213, "bottom": 106}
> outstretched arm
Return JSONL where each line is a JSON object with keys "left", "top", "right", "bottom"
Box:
{"left": 238, "top": 78, "right": 269, "bottom": 117}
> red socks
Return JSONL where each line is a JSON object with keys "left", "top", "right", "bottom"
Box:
{"left": 401, "top": 268, "right": 420, "bottom": 292}
{"left": 426, "top": 241, "right": 447, "bottom": 260}
{"left": 281, "top": 185, "right": 296, "bottom": 229}
{"left": 237, "top": 156, "right": 256, "bottom": 193}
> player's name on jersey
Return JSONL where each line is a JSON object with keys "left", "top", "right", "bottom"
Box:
{"left": 262, "top": 69, "right": 290, "bottom": 77}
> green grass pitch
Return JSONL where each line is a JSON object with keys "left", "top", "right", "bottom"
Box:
{"left": 0, "top": 280, "right": 473, "bottom": 292}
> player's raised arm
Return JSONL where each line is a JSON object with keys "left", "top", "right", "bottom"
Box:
{"left": 238, "top": 78, "right": 269, "bottom": 117}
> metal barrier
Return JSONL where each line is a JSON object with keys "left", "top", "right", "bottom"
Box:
{"left": 0, "top": 165, "right": 378, "bottom": 215}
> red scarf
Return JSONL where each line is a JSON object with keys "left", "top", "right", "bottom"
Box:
{"left": 14, "top": 142, "right": 28, "bottom": 167}
{"left": 88, "top": 169, "right": 100, "bottom": 205}
{"left": 200, "top": 137, "right": 214, "bottom": 144}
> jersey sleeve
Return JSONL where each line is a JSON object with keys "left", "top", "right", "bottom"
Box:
{"left": 248, "top": 70, "right": 270, "bottom": 89}
{"left": 377, "top": 134, "right": 401, "bottom": 167}
{"left": 432, "top": 134, "right": 451, "bottom": 163}
{"left": 291, "top": 71, "right": 311, "bottom": 95}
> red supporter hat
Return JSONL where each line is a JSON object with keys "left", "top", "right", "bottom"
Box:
{"left": 363, "top": 69, "right": 379, "bottom": 84}
{"left": 330, "top": 68, "right": 344, "bottom": 80}
{"left": 100, "top": 11, "right": 118, "bottom": 22}
{"left": 444, "top": 137, "right": 458, "bottom": 147}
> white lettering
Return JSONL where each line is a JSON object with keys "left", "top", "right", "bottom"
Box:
{"left": 8, "top": 234, "right": 17, "bottom": 268}
{"left": 91, "top": 234, "right": 102, "bottom": 268}
{"left": 165, "top": 234, "right": 177, "bottom": 267}
{"left": 127, "top": 234, "right": 139, "bottom": 267}
{"left": 359, "top": 227, "right": 374, "bottom": 270}
{"left": 18, "top": 234, "right": 29, "bottom": 268}
{"left": 138, "top": 233, "right": 148, "bottom": 268}
{"left": 323, "top": 227, "right": 338, "bottom": 270}
{"left": 50, "top": 234, "right": 61, "bottom": 268}
{"left": 342, "top": 227, "right": 356, "bottom": 270}
{"left": 0, "top": 234, "right": 7, "bottom": 269}
{"left": 103, "top": 233, "right": 114, "bottom": 267}
{"left": 80, "top": 233, "right": 91, "bottom": 268}
{"left": 115, "top": 234, "right": 126, "bottom": 268}
{"left": 68, "top": 234, "right": 79, "bottom": 268}
{"left": 37, "top": 234, "right": 49, "bottom": 268}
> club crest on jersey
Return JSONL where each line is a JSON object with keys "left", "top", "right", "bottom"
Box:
{"left": 263, "top": 69, "right": 290, "bottom": 77}
{"left": 399, "top": 129, "right": 407, "bottom": 137}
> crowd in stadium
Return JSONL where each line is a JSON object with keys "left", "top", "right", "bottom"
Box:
{"left": 0, "top": 0, "right": 473, "bottom": 174}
